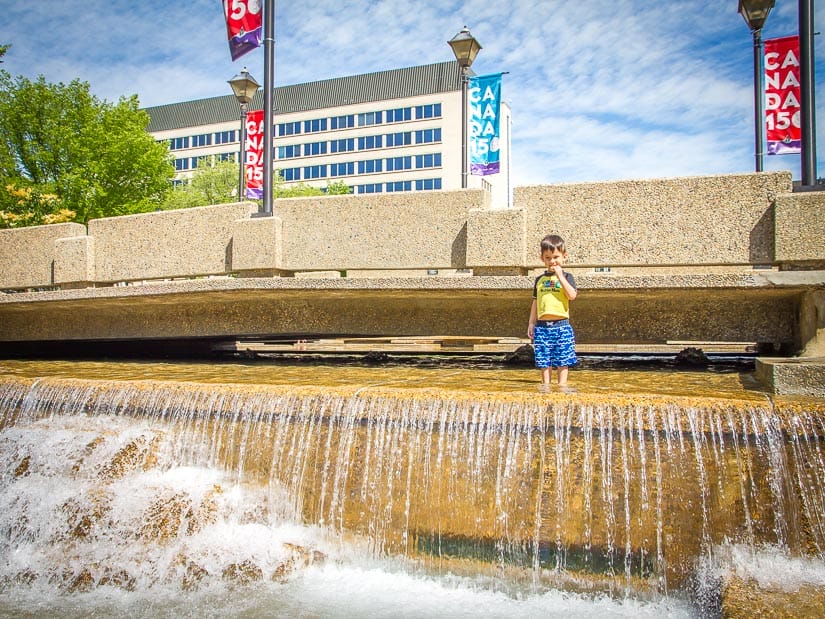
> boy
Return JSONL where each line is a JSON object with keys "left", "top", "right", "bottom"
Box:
{"left": 527, "top": 234, "right": 578, "bottom": 392}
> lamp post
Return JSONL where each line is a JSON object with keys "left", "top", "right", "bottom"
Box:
{"left": 799, "top": 0, "right": 817, "bottom": 186}
{"left": 228, "top": 67, "right": 260, "bottom": 200}
{"left": 738, "top": 0, "right": 775, "bottom": 173}
{"left": 448, "top": 26, "right": 482, "bottom": 189}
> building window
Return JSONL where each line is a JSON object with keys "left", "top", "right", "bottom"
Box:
{"left": 386, "top": 107, "right": 412, "bottom": 123}
{"left": 304, "top": 164, "right": 328, "bottom": 179}
{"left": 303, "top": 118, "right": 328, "bottom": 133}
{"left": 331, "top": 138, "right": 355, "bottom": 153}
{"left": 415, "top": 103, "right": 442, "bottom": 119}
{"left": 357, "top": 111, "right": 383, "bottom": 127}
{"left": 357, "top": 159, "right": 383, "bottom": 174}
{"left": 386, "top": 180, "right": 412, "bottom": 192}
{"left": 356, "top": 183, "right": 383, "bottom": 194}
{"left": 303, "top": 141, "right": 328, "bottom": 156}
{"left": 385, "top": 131, "right": 412, "bottom": 147}
{"left": 357, "top": 135, "right": 383, "bottom": 150}
{"left": 278, "top": 121, "right": 302, "bottom": 136}
{"left": 217, "top": 152, "right": 236, "bottom": 162}
{"left": 170, "top": 136, "right": 189, "bottom": 150}
{"left": 214, "top": 130, "right": 237, "bottom": 144}
{"left": 415, "top": 178, "right": 442, "bottom": 191}
{"left": 281, "top": 167, "right": 301, "bottom": 181}
{"left": 386, "top": 156, "right": 412, "bottom": 171}
{"left": 415, "top": 153, "right": 442, "bottom": 169}
{"left": 192, "top": 133, "right": 212, "bottom": 147}
{"left": 277, "top": 144, "right": 301, "bottom": 159}
{"left": 415, "top": 128, "right": 441, "bottom": 144}
{"left": 331, "top": 114, "right": 355, "bottom": 130}
{"left": 330, "top": 162, "right": 355, "bottom": 177}
{"left": 174, "top": 158, "right": 190, "bottom": 171}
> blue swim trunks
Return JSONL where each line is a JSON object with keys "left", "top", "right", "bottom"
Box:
{"left": 533, "top": 319, "right": 578, "bottom": 368}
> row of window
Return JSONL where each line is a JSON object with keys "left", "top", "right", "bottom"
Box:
{"left": 170, "top": 131, "right": 238, "bottom": 151}
{"left": 167, "top": 104, "right": 443, "bottom": 151}
{"left": 355, "top": 178, "right": 442, "bottom": 194}
{"left": 277, "top": 104, "right": 441, "bottom": 136}
{"left": 172, "top": 174, "right": 442, "bottom": 194}
{"left": 174, "top": 152, "right": 236, "bottom": 171}
{"left": 279, "top": 153, "right": 442, "bottom": 181}
{"left": 277, "top": 128, "right": 441, "bottom": 159}
{"left": 175, "top": 151, "right": 442, "bottom": 176}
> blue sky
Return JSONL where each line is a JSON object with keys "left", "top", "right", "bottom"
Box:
{"left": 2, "top": 0, "right": 824, "bottom": 186}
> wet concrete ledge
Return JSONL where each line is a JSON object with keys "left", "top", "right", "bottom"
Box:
{"left": 1, "top": 272, "right": 823, "bottom": 398}
{"left": 756, "top": 357, "right": 825, "bottom": 398}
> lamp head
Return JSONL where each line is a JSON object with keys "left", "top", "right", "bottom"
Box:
{"left": 448, "top": 26, "right": 482, "bottom": 69}
{"left": 228, "top": 67, "right": 261, "bottom": 106}
{"left": 738, "top": 0, "right": 775, "bottom": 32}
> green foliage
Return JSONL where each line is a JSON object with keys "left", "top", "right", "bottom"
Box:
{"left": 162, "top": 160, "right": 353, "bottom": 210}
{"left": 161, "top": 159, "right": 239, "bottom": 210}
{"left": 0, "top": 71, "right": 174, "bottom": 227}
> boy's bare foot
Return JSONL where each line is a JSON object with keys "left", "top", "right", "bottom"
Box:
{"left": 538, "top": 383, "right": 551, "bottom": 393}
{"left": 559, "top": 384, "right": 577, "bottom": 394}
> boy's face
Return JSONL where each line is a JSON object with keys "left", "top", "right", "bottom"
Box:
{"left": 541, "top": 248, "right": 566, "bottom": 269}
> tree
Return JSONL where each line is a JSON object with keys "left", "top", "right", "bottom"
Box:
{"left": 161, "top": 159, "right": 352, "bottom": 210}
{"left": 0, "top": 71, "right": 174, "bottom": 227}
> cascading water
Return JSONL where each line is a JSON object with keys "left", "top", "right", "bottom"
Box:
{"left": 1, "top": 366, "right": 824, "bottom": 618}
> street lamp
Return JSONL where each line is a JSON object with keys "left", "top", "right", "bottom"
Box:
{"left": 739, "top": 0, "right": 775, "bottom": 173}
{"left": 448, "top": 26, "right": 482, "bottom": 188}
{"left": 228, "top": 67, "right": 260, "bottom": 200}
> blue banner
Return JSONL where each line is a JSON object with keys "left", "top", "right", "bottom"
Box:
{"left": 468, "top": 73, "right": 502, "bottom": 176}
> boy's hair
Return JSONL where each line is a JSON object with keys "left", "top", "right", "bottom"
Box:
{"left": 540, "top": 234, "right": 566, "bottom": 253}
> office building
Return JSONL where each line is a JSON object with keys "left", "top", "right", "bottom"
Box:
{"left": 144, "top": 61, "right": 511, "bottom": 207}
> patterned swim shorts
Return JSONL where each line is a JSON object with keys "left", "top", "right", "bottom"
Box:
{"left": 533, "top": 319, "right": 578, "bottom": 368}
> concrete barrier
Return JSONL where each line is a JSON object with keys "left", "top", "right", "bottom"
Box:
{"left": 0, "top": 222, "right": 86, "bottom": 290}
{"left": 774, "top": 191, "right": 825, "bottom": 268}
{"left": 88, "top": 202, "right": 254, "bottom": 283}
{"left": 516, "top": 172, "right": 791, "bottom": 267}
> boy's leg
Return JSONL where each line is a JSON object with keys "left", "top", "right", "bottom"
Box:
{"left": 541, "top": 367, "right": 552, "bottom": 385}
{"left": 557, "top": 366, "right": 569, "bottom": 385}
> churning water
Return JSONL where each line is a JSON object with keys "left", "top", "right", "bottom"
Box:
{"left": 0, "top": 360, "right": 823, "bottom": 617}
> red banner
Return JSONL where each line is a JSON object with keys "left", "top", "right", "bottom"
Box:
{"left": 764, "top": 35, "right": 801, "bottom": 155}
{"left": 223, "top": 0, "right": 262, "bottom": 61}
{"left": 245, "top": 109, "right": 264, "bottom": 199}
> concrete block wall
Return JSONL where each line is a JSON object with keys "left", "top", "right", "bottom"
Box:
{"left": 0, "top": 172, "right": 818, "bottom": 290}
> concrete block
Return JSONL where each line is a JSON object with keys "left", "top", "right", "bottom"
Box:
{"left": 515, "top": 172, "right": 792, "bottom": 268}
{"left": 0, "top": 222, "right": 86, "bottom": 289}
{"left": 774, "top": 191, "right": 825, "bottom": 266}
{"left": 466, "top": 208, "right": 526, "bottom": 267}
{"left": 88, "top": 202, "right": 255, "bottom": 283}
{"left": 54, "top": 236, "right": 95, "bottom": 286}
{"left": 231, "top": 216, "right": 283, "bottom": 272}
{"left": 755, "top": 357, "right": 825, "bottom": 397}
{"left": 274, "top": 190, "right": 487, "bottom": 271}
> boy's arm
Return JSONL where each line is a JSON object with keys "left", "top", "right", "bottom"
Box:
{"left": 527, "top": 298, "right": 538, "bottom": 339}
{"left": 554, "top": 267, "right": 578, "bottom": 301}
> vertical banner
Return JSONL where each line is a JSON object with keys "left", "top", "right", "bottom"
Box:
{"left": 468, "top": 73, "right": 502, "bottom": 176}
{"left": 223, "top": 0, "right": 263, "bottom": 61}
{"left": 764, "top": 35, "right": 801, "bottom": 155}
{"left": 245, "top": 109, "right": 264, "bottom": 199}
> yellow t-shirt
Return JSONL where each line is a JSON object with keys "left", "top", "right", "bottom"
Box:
{"left": 533, "top": 271, "right": 576, "bottom": 319}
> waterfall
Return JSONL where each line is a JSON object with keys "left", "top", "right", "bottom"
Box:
{"left": 1, "top": 375, "right": 824, "bottom": 615}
